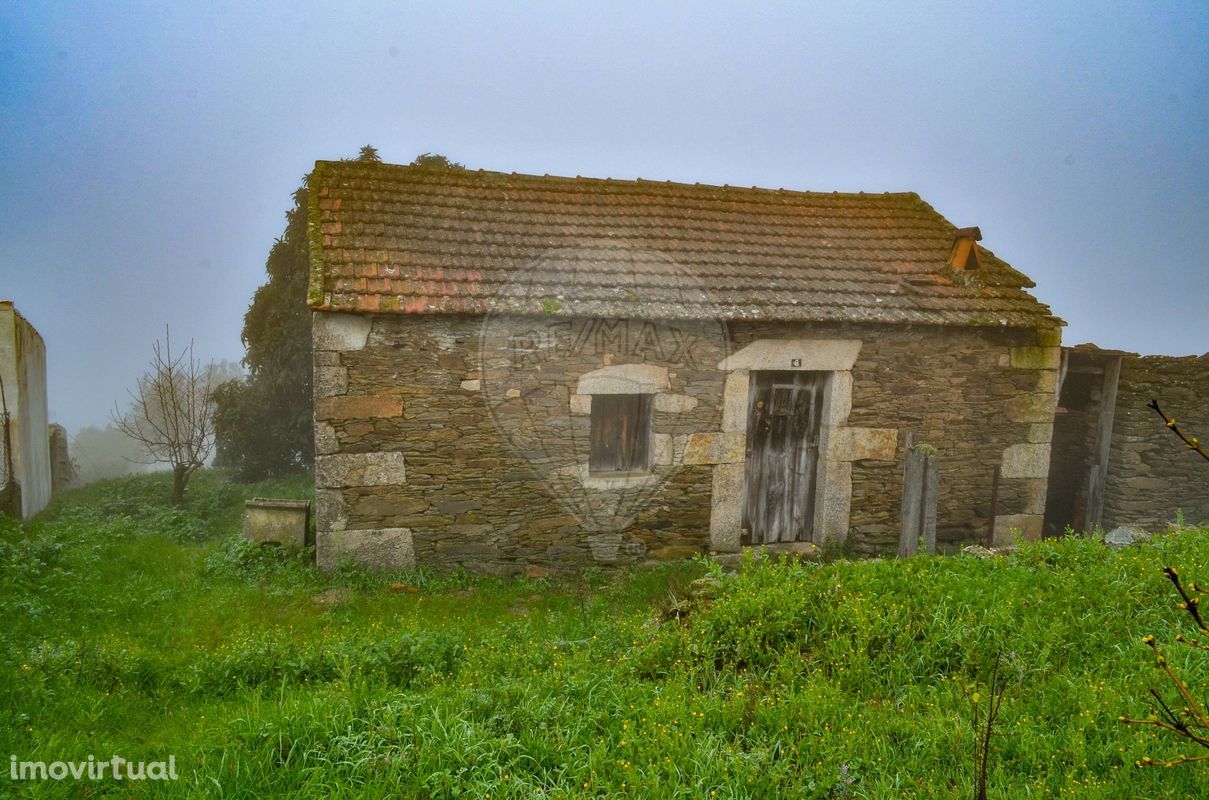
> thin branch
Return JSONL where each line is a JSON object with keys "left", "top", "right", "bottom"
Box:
{"left": 1137, "top": 753, "right": 1209, "bottom": 767}
{"left": 1147, "top": 399, "right": 1209, "bottom": 462}
{"left": 1165, "top": 567, "right": 1209, "bottom": 634}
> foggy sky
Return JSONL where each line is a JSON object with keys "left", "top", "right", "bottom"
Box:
{"left": 1, "top": 1, "right": 1206, "bottom": 435}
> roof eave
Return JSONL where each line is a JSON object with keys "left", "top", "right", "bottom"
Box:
{"left": 306, "top": 161, "right": 332, "bottom": 310}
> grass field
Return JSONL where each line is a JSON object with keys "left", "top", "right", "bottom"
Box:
{"left": 0, "top": 470, "right": 1207, "bottom": 798}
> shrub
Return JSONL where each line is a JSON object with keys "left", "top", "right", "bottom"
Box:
{"left": 203, "top": 534, "right": 313, "bottom": 584}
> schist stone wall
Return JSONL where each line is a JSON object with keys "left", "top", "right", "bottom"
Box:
{"left": 312, "top": 311, "right": 1060, "bottom": 572}
{"left": 1102, "top": 353, "right": 1209, "bottom": 530}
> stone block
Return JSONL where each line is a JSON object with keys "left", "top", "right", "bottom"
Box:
{"left": 577, "top": 364, "right": 669, "bottom": 395}
{"left": 317, "top": 527, "right": 415, "bottom": 571}
{"left": 651, "top": 433, "right": 673, "bottom": 466}
{"left": 828, "top": 427, "right": 898, "bottom": 462}
{"left": 1123, "top": 476, "right": 1166, "bottom": 491}
{"left": 433, "top": 498, "right": 482, "bottom": 515}
{"left": 314, "top": 366, "right": 348, "bottom": 398}
{"left": 315, "top": 394, "right": 403, "bottom": 420}
{"left": 1035, "top": 327, "right": 1063, "bottom": 348}
{"left": 1010, "top": 346, "right": 1062, "bottom": 370}
{"left": 683, "top": 432, "right": 746, "bottom": 465}
{"left": 709, "top": 462, "right": 746, "bottom": 552}
{"left": 353, "top": 493, "right": 430, "bottom": 518}
{"left": 1000, "top": 443, "right": 1051, "bottom": 479}
{"left": 1005, "top": 393, "right": 1056, "bottom": 423}
{"left": 1034, "top": 369, "right": 1060, "bottom": 394}
{"left": 654, "top": 393, "right": 698, "bottom": 413}
{"left": 460, "top": 379, "right": 481, "bottom": 391}
{"left": 447, "top": 523, "right": 493, "bottom": 536}
{"left": 820, "top": 460, "right": 852, "bottom": 542}
{"left": 1022, "top": 478, "right": 1049, "bottom": 515}
{"left": 721, "top": 370, "right": 749, "bottom": 432}
{"left": 718, "top": 339, "right": 861, "bottom": 372}
{"left": 313, "top": 313, "right": 372, "bottom": 351}
{"left": 569, "top": 393, "right": 591, "bottom": 415}
{"left": 314, "top": 421, "right": 339, "bottom": 455}
{"left": 316, "top": 452, "right": 407, "bottom": 488}
{"left": 315, "top": 489, "right": 347, "bottom": 532}
{"left": 992, "top": 514, "right": 1043, "bottom": 545}
{"left": 825, "top": 371, "right": 854, "bottom": 428}
{"left": 1027, "top": 423, "right": 1053, "bottom": 444}
{"left": 1103, "top": 525, "right": 1152, "bottom": 548}
{"left": 581, "top": 469, "right": 659, "bottom": 490}
{"left": 243, "top": 499, "right": 310, "bottom": 547}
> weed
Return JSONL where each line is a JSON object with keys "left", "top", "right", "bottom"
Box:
{"left": 1, "top": 471, "right": 1207, "bottom": 797}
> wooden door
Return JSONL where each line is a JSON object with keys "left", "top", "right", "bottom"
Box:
{"left": 743, "top": 371, "right": 825, "bottom": 544}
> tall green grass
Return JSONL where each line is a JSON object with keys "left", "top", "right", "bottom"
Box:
{"left": 0, "top": 470, "right": 1206, "bottom": 798}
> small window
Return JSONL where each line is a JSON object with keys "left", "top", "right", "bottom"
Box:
{"left": 589, "top": 394, "right": 652, "bottom": 473}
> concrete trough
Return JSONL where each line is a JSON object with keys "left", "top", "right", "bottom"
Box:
{"left": 243, "top": 498, "right": 311, "bottom": 548}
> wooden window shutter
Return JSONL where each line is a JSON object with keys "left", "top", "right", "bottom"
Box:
{"left": 589, "top": 394, "right": 652, "bottom": 473}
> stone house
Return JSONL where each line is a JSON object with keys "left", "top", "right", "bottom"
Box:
{"left": 306, "top": 160, "right": 1062, "bottom": 572}
{"left": 0, "top": 301, "right": 51, "bottom": 518}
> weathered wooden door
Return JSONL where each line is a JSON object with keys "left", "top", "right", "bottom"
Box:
{"left": 743, "top": 371, "right": 825, "bottom": 544}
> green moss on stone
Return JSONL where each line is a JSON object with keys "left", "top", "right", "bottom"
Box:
{"left": 307, "top": 161, "right": 329, "bottom": 309}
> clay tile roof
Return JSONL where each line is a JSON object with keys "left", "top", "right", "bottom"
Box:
{"left": 306, "top": 160, "right": 1060, "bottom": 328}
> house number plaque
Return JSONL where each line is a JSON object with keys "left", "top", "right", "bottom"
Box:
{"left": 791, "top": 358, "right": 803, "bottom": 367}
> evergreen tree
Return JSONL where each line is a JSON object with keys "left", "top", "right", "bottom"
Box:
{"left": 215, "top": 148, "right": 461, "bottom": 480}
{"left": 212, "top": 177, "right": 314, "bottom": 479}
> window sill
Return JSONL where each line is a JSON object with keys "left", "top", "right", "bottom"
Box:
{"left": 580, "top": 468, "right": 660, "bottom": 490}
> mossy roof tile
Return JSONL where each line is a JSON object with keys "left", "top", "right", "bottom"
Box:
{"left": 308, "top": 160, "right": 1059, "bottom": 328}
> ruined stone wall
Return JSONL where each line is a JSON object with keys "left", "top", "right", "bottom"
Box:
{"left": 48, "top": 423, "right": 75, "bottom": 494}
{"left": 313, "top": 312, "right": 1058, "bottom": 571}
{"left": 0, "top": 303, "right": 51, "bottom": 518}
{"left": 1103, "top": 353, "right": 1209, "bottom": 530}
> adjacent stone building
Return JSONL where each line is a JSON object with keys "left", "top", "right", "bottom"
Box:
{"left": 48, "top": 423, "right": 76, "bottom": 495}
{"left": 0, "top": 302, "right": 51, "bottom": 518}
{"left": 1044, "top": 345, "right": 1209, "bottom": 535}
{"left": 306, "top": 160, "right": 1062, "bottom": 572}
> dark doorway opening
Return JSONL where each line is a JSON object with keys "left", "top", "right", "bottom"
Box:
{"left": 1043, "top": 349, "right": 1122, "bottom": 536}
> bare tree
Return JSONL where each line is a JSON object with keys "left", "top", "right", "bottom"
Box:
{"left": 112, "top": 327, "right": 216, "bottom": 505}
